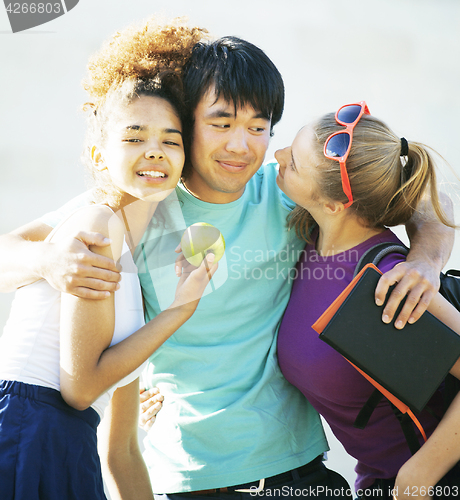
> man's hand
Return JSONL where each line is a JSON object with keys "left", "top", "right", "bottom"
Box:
{"left": 42, "top": 231, "right": 121, "bottom": 299}
{"left": 139, "top": 387, "right": 164, "bottom": 432}
{"left": 381, "top": 190, "right": 456, "bottom": 329}
{"left": 375, "top": 260, "right": 440, "bottom": 329}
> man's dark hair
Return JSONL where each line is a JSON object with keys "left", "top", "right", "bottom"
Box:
{"left": 183, "top": 36, "right": 285, "bottom": 132}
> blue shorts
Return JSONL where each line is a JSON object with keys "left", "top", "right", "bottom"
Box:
{"left": 0, "top": 380, "right": 106, "bottom": 500}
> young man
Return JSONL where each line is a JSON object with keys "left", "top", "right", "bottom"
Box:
{"left": 0, "top": 36, "right": 454, "bottom": 499}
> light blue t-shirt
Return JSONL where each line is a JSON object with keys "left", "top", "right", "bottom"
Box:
{"left": 135, "top": 163, "right": 327, "bottom": 493}
{"left": 39, "top": 163, "right": 328, "bottom": 493}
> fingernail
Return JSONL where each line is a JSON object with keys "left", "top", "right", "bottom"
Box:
{"left": 382, "top": 314, "right": 390, "bottom": 324}
{"left": 395, "top": 320, "right": 403, "bottom": 329}
{"left": 115, "top": 283, "right": 121, "bottom": 291}
{"left": 408, "top": 317, "right": 415, "bottom": 324}
{"left": 103, "top": 237, "right": 111, "bottom": 243}
{"left": 206, "top": 253, "right": 215, "bottom": 263}
{"left": 375, "top": 298, "right": 383, "bottom": 306}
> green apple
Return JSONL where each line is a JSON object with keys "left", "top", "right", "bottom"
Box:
{"left": 180, "top": 223, "right": 225, "bottom": 267}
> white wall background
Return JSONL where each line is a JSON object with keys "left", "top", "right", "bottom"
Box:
{"left": 1, "top": 0, "right": 460, "bottom": 492}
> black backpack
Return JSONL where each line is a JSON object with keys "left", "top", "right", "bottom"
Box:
{"left": 353, "top": 242, "right": 460, "bottom": 454}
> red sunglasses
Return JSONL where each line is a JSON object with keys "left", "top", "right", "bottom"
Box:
{"left": 323, "top": 101, "right": 371, "bottom": 209}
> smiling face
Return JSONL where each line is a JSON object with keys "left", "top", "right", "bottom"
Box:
{"left": 185, "top": 89, "right": 271, "bottom": 203}
{"left": 275, "top": 125, "right": 324, "bottom": 211}
{"left": 94, "top": 95, "right": 185, "bottom": 207}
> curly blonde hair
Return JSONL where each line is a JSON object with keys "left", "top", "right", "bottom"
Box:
{"left": 81, "top": 17, "right": 208, "bottom": 204}
{"left": 83, "top": 17, "right": 208, "bottom": 109}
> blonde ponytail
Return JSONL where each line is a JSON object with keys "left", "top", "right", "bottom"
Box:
{"left": 287, "top": 113, "right": 456, "bottom": 240}
{"left": 384, "top": 141, "right": 454, "bottom": 228}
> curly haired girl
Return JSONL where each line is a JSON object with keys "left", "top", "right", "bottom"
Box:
{"left": 0, "top": 17, "right": 210, "bottom": 500}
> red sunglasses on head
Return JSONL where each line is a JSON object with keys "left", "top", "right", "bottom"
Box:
{"left": 323, "top": 101, "right": 371, "bottom": 209}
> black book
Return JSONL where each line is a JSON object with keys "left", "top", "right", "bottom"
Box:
{"left": 312, "top": 265, "right": 460, "bottom": 413}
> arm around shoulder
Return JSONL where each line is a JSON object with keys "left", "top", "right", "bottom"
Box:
{"left": 0, "top": 219, "right": 53, "bottom": 292}
{"left": 405, "top": 191, "right": 455, "bottom": 271}
{"left": 375, "top": 191, "right": 456, "bottom": 329}
{"left": 0, "top": 214, "right": 121, "bottom": 297}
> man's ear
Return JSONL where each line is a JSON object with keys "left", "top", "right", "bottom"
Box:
{"left": 91, "top": 145, "right": 106, "bottom": 171}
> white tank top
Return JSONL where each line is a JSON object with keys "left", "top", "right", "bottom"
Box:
{"left": 0, "top": 207, "right": 145, "bottom": 418}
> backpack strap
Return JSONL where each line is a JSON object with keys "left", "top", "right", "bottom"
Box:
{"left": 354, "top": 388, "right": 383, "bottom": 429}
{"left": 353, "top": 242, "right": 409, "bottom": 278}
{"left": 440, "top": 270, "right": 460, "bottom": 312}
{"left": 391, "top": 405, "right": 422, "bottom": 454}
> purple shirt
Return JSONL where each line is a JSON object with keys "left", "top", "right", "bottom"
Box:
{"left": 277, "top": 229, "right": 444, "bottom": 490}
